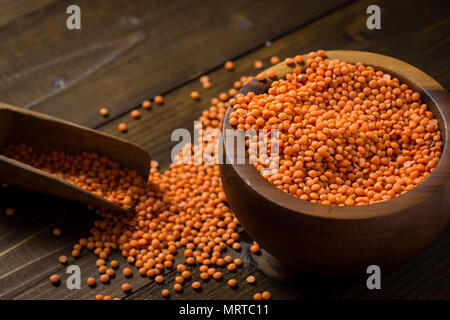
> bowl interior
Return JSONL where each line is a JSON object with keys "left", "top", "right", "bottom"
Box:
{"left": 222, "top": 50, "right": 450, "bottom": 220}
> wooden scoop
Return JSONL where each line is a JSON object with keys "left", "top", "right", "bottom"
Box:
{"left": 0, "top": 103, "right": 150, "bottom": 212}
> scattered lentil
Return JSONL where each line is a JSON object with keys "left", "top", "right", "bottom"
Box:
{"left": 49, "top": 274, "right": 60, "bottom": 285}
{"left": 58, "top": 255, "right": 68, "bottom": 264}
{"left": 224, "top": 61, "right": 234, "bottom": 70}
{"left": 118, "top": 123, "right": 128, "bottom": 132}
{"left": 110, "top": 260, "right": 119, "bottom": 269}
{"left": 123, "top": 268, "right": 133, "bottom": 278}
{"left": 161, "top": 289, "right": 170, "bottom": 297}
{"left": 131, "top": 110, "right": 140, "bottom": 119}
{"left": 227, "top": 279, "right": 237, "bottom": 287}
{"left": 87, "top": 277, "right": 96, "bottom": 287}
{"left": 262, "top": 291, "right": 271, "bottom": 300}
{"left": 121, "top": 283, "right": 131, "bottom": 292}
{"left": 253, "top": 292, "right": 263, "bottom": 300}
{"left": 203, "top": 81, "right": 212, "bottom": 89}
{"left": 99, "top": 108, "right": 109, "bottom": 117}
{"left": 254, "top": 60, "right": 263, "bottom": 69}
{"left": 174, "top": 283, "right": 183, "bottom": 292}
{"left": 142, "top": 100, "right": 152, "bottom": 109}
{"left": 106, "top": 268, "right": 115, "bottom": 277}
{"left": 100, "top": 274, "right": 110, "bottom": 283}
{"left": 154, "top": 95, "right": 164, "bottom": 104}
{"left": 270, "top": 56, "right": 280, "bottom": 65}
{"left": 190, "top": 91, "right": 200, "bottom": 100}
{"left": 250, "top": 242, "right": 260, "bottom": 253}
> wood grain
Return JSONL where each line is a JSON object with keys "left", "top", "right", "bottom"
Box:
{"left": 0, "top": 0, "right": 449, "bottom": 300}
{"left": 0, "top": 0, "right": 349, "bottom": 128}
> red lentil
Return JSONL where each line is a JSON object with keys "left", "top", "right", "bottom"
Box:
{"left": 118, "top": 123, "right": 128, "bottom": 132}
{"left": 161, "top": 289, "right": 170, "bottom": 297}
{"left": 254, "top": 60, "right": 263, "bottom": 69}
{"left": 224, "top": 61, "right": 234, "bottom": 70}
{"left": 246, "top": 275, "right": 255, "bottom": 284}
{"left": 203, "top": 81, "right": 212, "bottom": 89}
{"left": 122, "top": 283, "right": 131, "bottom": 292}
{"left": 154, "top": 95, "right": 164, "bottom": 104}
{"left": 190, "top": 91, "right": 200, "bottom": 100}
{"left": 254, "top": 292, "right": 263, "bottom": 300}
{"left": 256, "top": 73, "right": 265, "bottom": 81}
{"left": 72, "top": 249, "right": 80, "bottom": 258}
{"left": 270, "top": 56, "right": 280, "bottom": 65}
{"left": 58, "top": 255, "right": 68, "bottom": 264}
{"left": 250, "top": 242, "right": 260, "bottom": 253}
{"left": 100, "top": 274, "right": 110, "bottom": 283}
{"left": 262, "top": 291, "right": 271, "bottom": 300}
{"left": 123, "top": 268, "right": 133, "bottom": 278}
{"left": 99, "top": 108, "right": 109, "bottom": 116}
{"left": 131, "top": 109, "right": 140, "bottom": 119}
{"left": 87, "top": 277, "right": 96, "bottom": 287}
{"left": 142, "top": 100, "right": 151, "bottom": 109}
{"left": 228, "top": 279, "right": 237, "bottom": 287}
{"left": 227, "top": 263, "right": 237, "bottom": 272}
{"left": 174, "top": 283, "right": 183, "bottom": 292}
{"left": 106, "top": 268, "right": 115, "bottom": 277}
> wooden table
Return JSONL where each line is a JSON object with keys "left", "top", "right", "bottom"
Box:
{"left": 0, "top": 0, "right": 449, "bottom": 300}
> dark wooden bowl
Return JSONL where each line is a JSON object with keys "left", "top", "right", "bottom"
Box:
{"left": 220, "top": 50, "right": 450, "bottom": 274}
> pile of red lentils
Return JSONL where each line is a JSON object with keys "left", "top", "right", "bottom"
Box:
{"left": 1, "top": 59, "right": 267, "bottom": 300}
{"left": 229, "top": 50, "right": 442, "bottom": 205}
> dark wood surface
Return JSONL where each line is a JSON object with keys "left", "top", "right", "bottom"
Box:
{"left": 0, "top": 0, "right": 449, "bottom": 300}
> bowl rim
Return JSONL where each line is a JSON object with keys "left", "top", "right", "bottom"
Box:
{"left": 221, "top": 50, "right": 450, "bottom": 220}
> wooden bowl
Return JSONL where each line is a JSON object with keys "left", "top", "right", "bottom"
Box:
{"left": 220, "top": 50, "right": 450, "bottom": 274}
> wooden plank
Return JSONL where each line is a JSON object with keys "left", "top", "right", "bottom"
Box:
{"left": 333, "top": 225, "right": 450, "bottom": 299}
{"left": 0, "top": 0, "right": 349, "bottom": 127}
{"left": 0, "top": 0, "right": 59, "bottom": 28}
